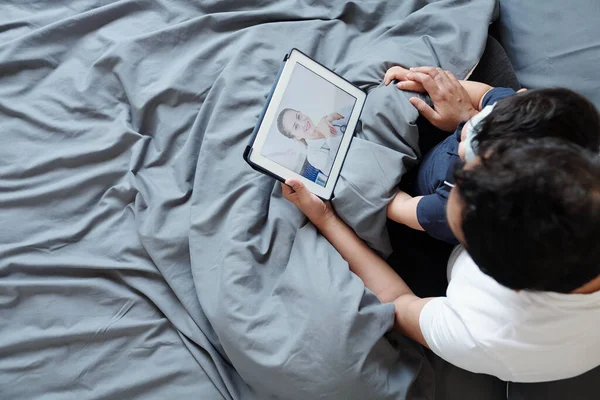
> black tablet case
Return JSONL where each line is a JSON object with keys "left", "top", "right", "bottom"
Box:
{"left": 243, "top": 53, "right": 289, "bottom": 184}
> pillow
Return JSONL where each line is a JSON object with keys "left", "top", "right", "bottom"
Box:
{"left": 494, "top": 0, "right": 600, "bottom": 108}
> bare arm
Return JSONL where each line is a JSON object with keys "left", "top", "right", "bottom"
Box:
{"left": 281, "top": 180, "right": 434, "bottom": 346}
{"left": 387, "top": 190, "right": 424, "bottom": 231}
{"left": 319, "top": 213, "right": 413, "bottom": 303}
{"left": 458, "top": 80, "right": 493, "bottom": 110}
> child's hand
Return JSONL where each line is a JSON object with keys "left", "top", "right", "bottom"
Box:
{"left": 384, "top": 66, "right": 426, "bottom": 92}
{"left": 282, "top": 179, "right": 336, "bottom": 228}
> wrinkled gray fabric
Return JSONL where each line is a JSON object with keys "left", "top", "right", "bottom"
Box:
{"left": 495, "top": 0, "right": 600, "bottom": 108}
{"left": 0, "top": 1, "right": 495, "bottom": 399}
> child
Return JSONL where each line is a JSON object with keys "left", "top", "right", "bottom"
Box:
{"left": 383, "top": 66, "right": 600, "bottom": 244}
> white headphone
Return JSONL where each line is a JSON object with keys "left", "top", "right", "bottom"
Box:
{"left": 463, "top": 104, "right": 496, "bottom": 162}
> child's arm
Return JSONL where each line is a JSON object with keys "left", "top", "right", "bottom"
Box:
{"left": 386, "top": 190, "right": 425, "bottom": 231}
{"left": 281, "top": 180, "right": 434, "bottom": 346}
{"left": 456, "top": 79, "right": 493, "bottom": 111}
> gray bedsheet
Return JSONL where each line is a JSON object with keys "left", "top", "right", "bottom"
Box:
{"left": 0, "top": 1, "right": 495, "bottom": 399}
{"left": 495, "top": 0, "right": 600, "bottom": 108}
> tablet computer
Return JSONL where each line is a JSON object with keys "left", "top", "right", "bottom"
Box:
{"left": 243, "top": 48, "right": 366, "bottom": 200}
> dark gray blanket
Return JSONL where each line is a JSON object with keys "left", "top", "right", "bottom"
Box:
{"left": 0, "top": 1, "right": 495, "bottom": 399}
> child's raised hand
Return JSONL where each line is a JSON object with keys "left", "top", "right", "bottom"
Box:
{"left": 282, "top": 179, "right": 336, "bottom": 228}
{"left": 384, "top": 66, "right": 426, "bottom": 92}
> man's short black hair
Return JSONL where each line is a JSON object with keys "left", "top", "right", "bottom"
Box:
{"left": 474, "top": 88, "right": 600, "bottom": 154}
{"left": 277, "top": 108, "right": 297, "bottom": 139}
{"left": 454, "top": 137, "right": 600, "bottom": 293}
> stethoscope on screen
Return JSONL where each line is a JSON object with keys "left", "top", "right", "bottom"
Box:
{"left": 332, "top": 118, "right": 347, "bottom": 133}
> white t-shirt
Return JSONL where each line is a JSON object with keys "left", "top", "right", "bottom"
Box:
{"left": 420, "top": 246, "right": 600, "bottom": 382}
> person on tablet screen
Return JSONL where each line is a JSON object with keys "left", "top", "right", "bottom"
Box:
{"left": 276, "top": 107, "right": 351, "bottom": 176}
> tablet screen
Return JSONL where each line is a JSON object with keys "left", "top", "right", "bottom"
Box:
{"left": 260, "top": 63, "right": 357, "bottom": 187}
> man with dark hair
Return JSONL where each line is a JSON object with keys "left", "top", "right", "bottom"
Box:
{"left": 281, "top": 136, "right": 600, "bottom": 382}
{"left": 453, "top": 137, "right": 600, "bottom": 293}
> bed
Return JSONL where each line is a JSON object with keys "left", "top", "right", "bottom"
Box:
{"left": 0, "top": 1, "right": 597, "bottom": 399}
